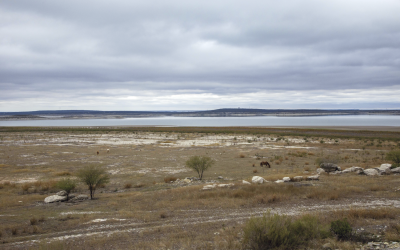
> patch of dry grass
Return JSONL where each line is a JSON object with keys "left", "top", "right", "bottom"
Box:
{"left": 164, "top": 176, "right": 178, "bottom": 183}
{"left": 54, "top": 171, "right": 71, "bottom": 176}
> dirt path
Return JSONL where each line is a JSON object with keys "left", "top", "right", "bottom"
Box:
{"left": 5, "top": 197, "right": 400, "bottom": 249}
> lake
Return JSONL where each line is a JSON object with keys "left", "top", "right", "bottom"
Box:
{"left": 0, "top": 115, "right": 399, "bottom": 127}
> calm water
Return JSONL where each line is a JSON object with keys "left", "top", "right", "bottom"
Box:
{"left": 0, "top": 115, "right": 399, "bottom": 127}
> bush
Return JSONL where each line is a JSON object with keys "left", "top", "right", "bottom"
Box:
{"left": 330, "top": 218, "right": 352, "bottom": 240}
{"left": 77, "top": 165, "right": 110, "bottom": 199}
{"left": 185, "top": 156, "right": 215, "bottom": 180}
{"left": 30, "top": 217, "right": 38, "bottom": 225}
{"left": 56, "top": 178, "right": 76, "bottom": 200}
{"left": 242, "top": 212, "right": 326, "bottom": 250}
{"left": 386, "top": 150, "right": 400, "bottom": 168}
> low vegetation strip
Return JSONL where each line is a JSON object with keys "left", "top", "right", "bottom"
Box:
{"left": 1, "top": 126, "right": 400, "bottom": 141}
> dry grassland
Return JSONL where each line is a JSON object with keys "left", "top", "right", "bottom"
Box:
{"left": 0, "top": 127, "right": 399, "bottom": 249}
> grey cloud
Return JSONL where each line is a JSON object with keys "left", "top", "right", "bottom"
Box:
{"left": 1, "top": 0, "right": 400, "bottom": 111}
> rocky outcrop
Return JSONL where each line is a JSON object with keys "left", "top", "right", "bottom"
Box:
{"left": 218, "top": 183, "right": 234, "bottom": 188}
{"left": 44, "top": 195, "right": 68, "bottom": 203}
{"left": 306, "top": 175, "right": 320, "bottom": 181}
{"left": 70, "top": 194, "right": 89, "bottom": 202}
{"left": 320, "top": 163, "right": 340, "bottom": 173}
{"left": 202, "top": 183, "right": 234, "bottom": 190}
{"left": 316, "top": 168, "right": 325, "bottom": 175}
{"left": 202, "top": 184, "right": 216, "bottom": 190}
{"left": 363, "top": 168, "right": 379, "bottom": 176}
{"left": 391, "top": 167, "right": 400, "bottom": 174}
{"left": 56, "top": 190, "right": 68, "bottom": 196}
{"left": 342, "top": 166, "right": 364, "bottom": 174}
{"left": 377, "top": 164, "right": 392, "bottom": 175}
{"left": 252, "top": 176, "right": 266, "bottom": 184}
{"left": 293, "top": 176, "right": 303, "bottom": 182}
{"left": 282, "top": 177, "right": 291, "bottom": 182}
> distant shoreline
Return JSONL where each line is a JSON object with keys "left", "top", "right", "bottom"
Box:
{"left": 0, "top": 108, "right": 399, "bottom": 121}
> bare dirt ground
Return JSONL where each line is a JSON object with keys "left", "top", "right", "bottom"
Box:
{"left": 0, "top": 127, "right": 400, "bottom": 249}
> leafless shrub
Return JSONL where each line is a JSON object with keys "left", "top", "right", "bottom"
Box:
{"left": 30, "top": 217, "right": 38, "bottom": 225}
{"left": 21, "top": 183, "right": 31, "bottom": 193}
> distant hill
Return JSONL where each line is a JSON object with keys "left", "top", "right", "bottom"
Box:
{"left": 0, "top": 108, "right": 399, "bottom": 120}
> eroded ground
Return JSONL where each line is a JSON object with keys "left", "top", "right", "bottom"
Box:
{"left": 0, "top": 128, "right": 400, "bottom": 249}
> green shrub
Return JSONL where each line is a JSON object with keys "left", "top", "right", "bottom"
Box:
{"left": 185, "top": 156, "right": 214, "bottom": 180}
{"left": 242, "top": 212, "right": 326, "bottom": 250}
{"left": 330, "top": 218, "right": 352, "bottom": 240}
{"left": 386, "top": 150, "right": 400, "bottom": 168}
{"left": 56, "top": 178, "right": 76, "bottom": 200}
{"left": 77, "top": 165, "right": 110, "bottom": 199}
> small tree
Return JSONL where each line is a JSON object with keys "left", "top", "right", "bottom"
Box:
{"left": 77, "top": 165, "right": 110, "bottom": 199}
{"left": 56, "top": 178, "right": 76, "bottom": 200}
{"left": 185, "top": 156, "right": 215, "bottom": 180}
{"left": 386, "top": 150, "right": 400, "bottom": 168}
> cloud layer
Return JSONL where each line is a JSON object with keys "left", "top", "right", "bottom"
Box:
{"left": 1, "top": 0, "right": 400, "bottom": 111}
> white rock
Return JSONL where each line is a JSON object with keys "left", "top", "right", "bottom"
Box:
{"left": 70, "top": 194, "right": 89, "bottom": 202}
{"left": 316, "top": 168, "right": 325, "bottom": 174}
{"left": 282, "top": 177, "right": 291, "bottom": 182}
{"left": 378, "top": 164, "right": 392, "bottom": 175}
{"left": 182, "top": 179, "right": 191, "bottom": 183}
{"left": 252, "top": 176, "right": 265, "bottom": 184}
{"left": 217, "top": 183, "right": 234, "bottom": 188}
{"left": 242, "top": 180, "right": 251, "bottom": 185}
{"left": 202, "top": 184, "right": 217, "bottom": 190}
{"left": 275, "top": 180, "right": 284, "bottom": 183}
{"left": 293, "top": 176, "right": 303, "bottom": 182}
{"left": 56, "top": 190, "right": 68, "bottom": 196}
{"left": 306, "top": 175, "right": 320, "bottom": 181}
{"left": 363, "top": 168, "right": 379, "bottom": 176}
{"left": 391, "top": 167, "right": 400, "bottom": 173}
{"left": 44, "top": 195, "right": 68, "bottom": 203}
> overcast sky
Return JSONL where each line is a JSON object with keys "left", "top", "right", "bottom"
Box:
{"left": 1, "top": 0, "right": 399, "bottom": 111}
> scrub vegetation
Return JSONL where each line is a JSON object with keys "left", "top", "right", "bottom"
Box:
{"left": 0, "top": 127, "right": 399, "bottom": 249}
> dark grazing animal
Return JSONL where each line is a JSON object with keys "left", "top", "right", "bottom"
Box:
{"left": 260, "top": 161, "right": 271, "bottom": 168}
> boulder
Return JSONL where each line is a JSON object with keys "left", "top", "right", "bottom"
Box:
{"left": 44, "top": 195, "right": 68, "bottom": 203}
{"left": 363, "top": 168, "right": 379, "bottom": 176}
{"left": 342, "top": 166, "right": 364, "bottom": 174}
{"left": 391, "top": 167, "right": 400, "bottom": 174}
{"left": 330, "top": 171, "right": 342, "bottom": 175}
{"left": 378, "top": 164, "right": 392, "bottom": 175}
{"left": 316, "top": 168, "right": 325, "bottom": 175}
{"left": 306, "top": 175, "right": 320, "bottom": 181}
{"left": 217, "top": 176, "right": 224, "bottom": 179}
{"left": 70, "top": 194, "right": 89, "bottom": 202}
{"left": 217, "top": 183, "right": 234, "bottom": 188}
{"left": 56, "top": 190, "right": 68, "bottom": 196}
{"left": 252, "top": 176, "right": 266, "bottom": 184}
{"left": 293, "top": 176, "right": 303, "bottom": 182}
{"left": 182, "top": 178, "right": 191, "bottom": 183}
{"left": 275, "top": 180, "right": 284, "bottom": 183}
{"left": 320, "top": 163, "right": 340, "bottom": 173}
{"left": 242, "top": 180, "right": 251, "bottom": 185}
{"left": 282, "top": 177, "right": 291, "bottom": 182}
{"left": 202, "top": 184, "right": 216, "bottom": 190}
